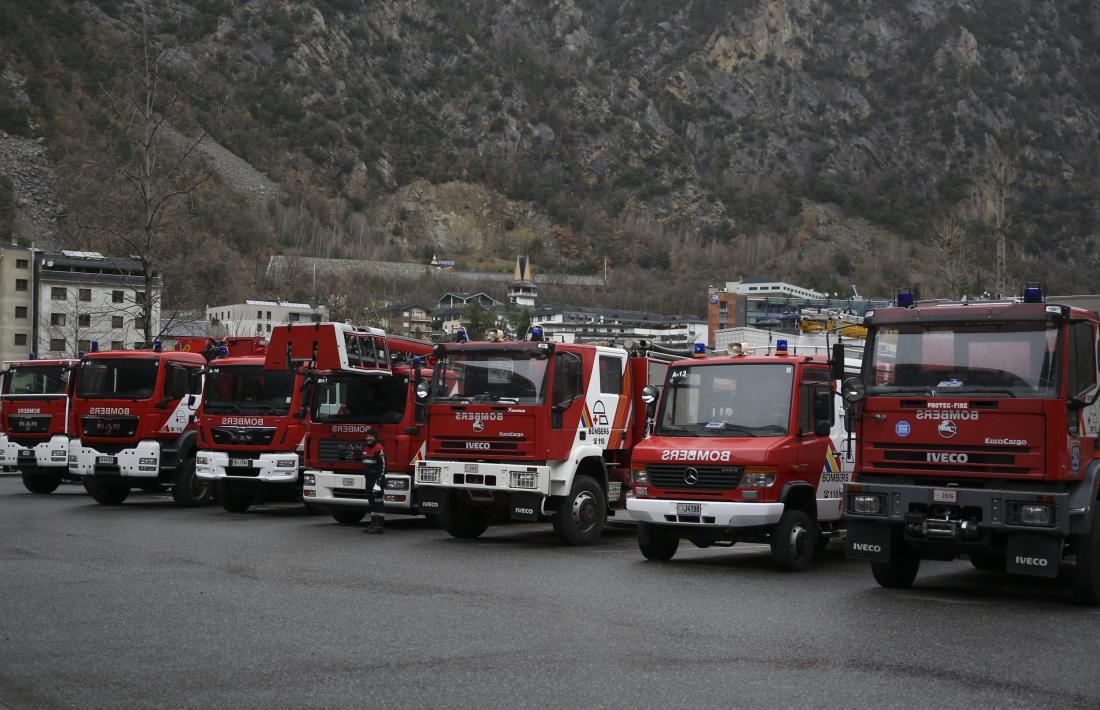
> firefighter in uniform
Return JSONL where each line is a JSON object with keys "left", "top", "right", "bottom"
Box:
{"left": 361, "top": 427, "right": 386, "bottom": 535}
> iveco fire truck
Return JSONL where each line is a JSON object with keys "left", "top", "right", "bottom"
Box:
{"left": 414, "top": 330, "right": 669, "bottom": 545}
{"left": 70, "top": 343, "right": 207, "bottom": 506}
{"left": 266, "top": 323, "right": 435, "bottom": 525}
{"left": 843, "top": 288, "right": 1100, "bottom": 604}
{"left": 627, "top": 341, "right": 858, "bottom": 570}
{"left": 195, "top": 339, "right": 309, "bottom": 512}
{"left": 1, "top": 357, "right": 78, "bottom": 494}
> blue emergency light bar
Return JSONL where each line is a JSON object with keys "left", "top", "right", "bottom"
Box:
{"left": 896, "top": 289, "right": 915, "bottom": 308}
{"left": 1023, "top": 284, "right": 1044, "bottom": 303}
{"left": 529, "top": 325, "right": 545, "bottom": 342}
{"left": 153, "top": 340, "right": 163, "bottom": 352}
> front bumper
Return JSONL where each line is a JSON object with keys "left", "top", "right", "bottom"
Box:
{"left": 415, "top": 459, "right": 552, "bottom": 496}
{"left": 70, "top": 439, "right": 161, "bottom": 478}
{"left": 0, "top": 433, "right": 69, "bottom": 469}
{"left": 627, "top": 498, "right": 785, "bottom": 528}
{"left": 196, "top": 450, "right": 300, "bottom": 483}
{"left": 303, "top": 470, "right": 414, "bottom": 512}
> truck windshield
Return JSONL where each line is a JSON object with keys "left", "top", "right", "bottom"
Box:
{"left": 658, "top": 363, "right": 793, "bottom": 436}
{"left": 205, "top": 365, "right": 295, "bottom": 415}
{"left": 76, "top": 358, "right": 158, "bottom": 400}
{"left": 3, "top": 365, "right": 67, "bottom": 396}
{"left": 312, "top": 374, "right": 408, "bottom": 424}
{"left": 864, "top": 323, "right": 1061, "bottom": 398}
{"left": 429, "top": 349, "right": 549, "bottom": 404}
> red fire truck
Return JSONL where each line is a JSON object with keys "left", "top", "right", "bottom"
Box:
{"left": 843, "top": 288, "right": 1100, "bottom": 603}
{"left": 626, "top": 341, "right": 857, "bottom": 570}
{"left": 265, "top": 323, "right": 435, "bottom": 525}
{"left": 69, "top": 343, "right": 207, "bottom": 506}
{"left": 413, "top": 330, "right": 670, "bottom": 545}
{"left": 1, "top": 357, "right": 79, "bottom": 494}
{"left": 194, "top": 338, "right": 310, "bottom": 512}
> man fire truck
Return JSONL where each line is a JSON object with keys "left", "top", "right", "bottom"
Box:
{"left": 69, "top": 342, "right": 207, "bottom": 506}
{"left": 194, "top": 338, "right": 309, "bottom": 512}
{"left": 626, "top": 340, "right": 858, "bottom": 570}
{"left": 843, "top": 287, "right": 1100, "bottom": 604}
{"left": 414, "top": 327, "right": 670, "bottom": 545}
{"left": 1, "top": 356, "right": 78, "bottom": 494}
{"left": 265, "top": 323, "right": 435, "bottom": 525}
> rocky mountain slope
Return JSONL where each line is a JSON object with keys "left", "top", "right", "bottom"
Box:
{"left": 2, "top": 0, "right": 1099, "bottom": 311}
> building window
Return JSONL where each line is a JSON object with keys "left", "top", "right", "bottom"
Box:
{"left": 256, "top": 310, "right": 263, "bottom": 319}
{"left": 15, "top": 278, "right": 28, "bottom": 291}
{"left": 266, "top": 311, "right": 272, "bottom": 320}
{"left": 112, "top": 290, "right": 124, "bottom": 303}
{"left": 134, "top": 317, "right": 146, "bottom": 330}
{"left": 266, "top": 323, "right": 271, "bottom": 332}
{"left": 79, "top": 288, "right": 92, "bottom": 302}
{"left": 49, "top": 338, "right": 66, "bottom": 351}
{"left": 14, "top": 333, "right": 27, "bottom": 346}
{"left": 51, "top": 287, "right": 66, "bottom": 300}
{"left": 78, "top": 339, "right": 90, "bottom": 352}
{"left": 311, "top": 314, "right": 322, "bottom": 322}
{"left": 111, "top": 341, "right": 123, "bottom": 350}
{"left": 78, "top": 314, "right": 91, "bottom": 327}
{"left": 15, "top": 306, "right": 27, "bottom": 319}
{"left": 16, "top": 258, "right": 28, "bottom": 269}
{"left": 288, "top": 313, "right": 300, "bottom": 322}
{"left": 50, "top": 313, "right": 66, "bottom": 327}
{"left": 112, "top": 316, "right": 124, "bottom": 328}
{"left": 255, "top": 324, "right": 263, "bottom": 333}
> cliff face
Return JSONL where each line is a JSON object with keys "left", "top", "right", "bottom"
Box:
{"left": 3, "top": 0, "right": 1100, "bottom": 305}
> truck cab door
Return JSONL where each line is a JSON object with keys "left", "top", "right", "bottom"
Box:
{"left": 551, "top": 351, "right": 584, "bottom": 430}
{"left": 796, "top": 369, "right": 843, "bottom": 517}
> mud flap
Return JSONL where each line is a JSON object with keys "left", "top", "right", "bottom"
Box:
{"left": 510, "top": 492, "right": 542, "bottom": 521}
{"left": 1005, "top": 534, "right": 1061, "bottom": 578}
{"left": 846, "top": 520, "right": 893, "bottom": 562}
{"left": 414, "top": 486, "right": 449, "bottom": 515}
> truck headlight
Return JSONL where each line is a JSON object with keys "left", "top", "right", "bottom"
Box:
{"left": 276, "top": 459, "right": 297, "bottom": 468}
{"left": 140, "top": 457, "right": 157, "bottom": 465}
{"left": 740, "top": 467, "right": 777, "bottom": 488}
{"left": 418, "top": 466, "right": 441, "bottom": 484}
{"left": 196, "top": 456, "right": 209, "bottom": 466}
{"left": 386, "top": 477, "right": 410, "bottom": 491}
{"left": 1011, "top": 502, "right": 1054, "bottom": 527}
{"left": 630, "top": 465, "right": 648, "bottom": 484}
{"left": 303, "top": 473, "right": 315, "bottom": 486}
{"left": 851, "top": 494, "right": 885, "bottom": 515}
{"left": 509, "top": 471, "right": 538, "bottom": 489}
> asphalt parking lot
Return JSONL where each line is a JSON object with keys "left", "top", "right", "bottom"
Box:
{"left": 2, "top": 476, "right": 1100, "bottom": 709}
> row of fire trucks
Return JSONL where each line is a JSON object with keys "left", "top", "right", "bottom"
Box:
{"left": 3, "top": 285, "right": 1100, "bottom": 604}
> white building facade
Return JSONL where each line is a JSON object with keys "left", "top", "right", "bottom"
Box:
{"left": 207, "top": 299, "right": 328, "bottom": 337}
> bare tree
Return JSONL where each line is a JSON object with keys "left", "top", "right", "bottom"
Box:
{"left": 968, "top": 147, "right": 1017, "bottom": 295}
{"left": 930, "top": 215, "right": 969, "bottom": 299}
{"left": 71, "top": 2, "right": 217, "bottom": 346}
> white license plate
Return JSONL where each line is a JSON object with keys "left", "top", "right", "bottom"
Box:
{"left": 342, "top": 478, "right": 355, "bottom": 487}
{"left": 933, "top": 489, "right": 957, "bottom": 503}
{"left": 676, "top": 503, "right": 702, "bottom": 515}
{"left": 464, "top": 463, "right": 478, "bottom": 473}
{"left": 230, "top": 458, "right": 250, "bottom": 468}
{"left": 18, "top": 450, "right": 34, "bottom": 458}
{"left": 96, "top": 456, "right": 116, "bottom": 465}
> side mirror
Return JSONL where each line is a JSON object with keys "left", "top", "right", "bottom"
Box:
{"left": 841, "top": 376, "right": 866, "bottom": 403}
{"left": 187, "top": 395, "right": 197, "bottom": 407}
{"left": 415, "top": 380, "right": 431, "bottom": 400}
{"left": 813, "top": 420, "right": 832, "bottom": 437}
{"left": 813, "top": 389, "right": 832, "bottom": 421}
{"left": 830, "top": 343, "right": 846, "bottom": 382}
{"left": 641, "top": 384, "right": 659, "bottom": 405}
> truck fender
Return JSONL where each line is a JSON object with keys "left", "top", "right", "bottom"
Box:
{"left": 549, "top": 447, "right": 607, "bottom": 496}
{"left": 780, "top": 481, "right": 817, "bottom": 518}
{"left": 1069, "top": 459, "right": 1100, "bottom": 535}
{"left": 171, "top": 430, "right": 199, "bottom": 467}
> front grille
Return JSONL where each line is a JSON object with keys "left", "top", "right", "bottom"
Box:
{"left": 870, "top": 443, "right": 1031, "bottom": 476}
{"left": 333, "top": 488, "right": 371, "bottom": 499}
{"left": 7, "top": 415, "right": 51, "bottom": 434}
{"left": 210, "top": 427, "right": 275, "bottom": 446}
{"left": 82, "top": 416, "right": 139, "bottom": 438}
{"left": 85, "top": 443, "right": 132, "bottom": 456}
{"left": 645, "top": 464, "right": 743, "bottom": 491}
{"left": 225, "top": 466, "right": 260, "bottom": 477}
{"left": 318, "top": 439, "right": 361, "bottom": 462}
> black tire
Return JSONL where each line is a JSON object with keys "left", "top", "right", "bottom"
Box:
{"left": 1071, "top": 507, "right": 1100, "bottom": 605}
{"left": 21, "top": 469, "right": 61, "bottom": 495}
{"left": 332, "top": 509, "right": 366, "bottom": 525}
{"left": 871, "top": 548, "right": 921, "bottom": 588}
{"left": 770, "top": 508, "right": 818, "bottom": 572}
{"left": 171, "top": 457, "right": 210, "bottom": 507}
{"left": 84, "top": 477, "right": 130, "bottom": 505}
{"left": 969, "top": 553, "right": 1004, "bottom": 572}
{"left": 443, "top": 498, "right": 489, "bottom": 539}
{"left": 552, "top": 475, "right": 606, "bottom": 546}
{"left": 217, "top": 481, "right": 253, "bottom": 513}
{"left": 637, "top": 522, "right": 679, "bottom": 561}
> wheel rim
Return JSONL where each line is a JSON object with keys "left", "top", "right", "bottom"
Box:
{"left": 190, "top": 471, "right": 208, "bottom": 499}
{"left": 571, "top": 490, "right": 598, "bottom": 533}
{"left": 788, "top": 523, "right": 809, "bottom": 560}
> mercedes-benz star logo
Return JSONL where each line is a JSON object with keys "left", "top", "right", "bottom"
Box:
{"left": 938, "top": 420, "right": 958, "bottom": 439}
{"left": 472, "top": 419, "right": 485, "bottom": 433}
{"left": 683, "top": 467, "right": 700, "bottom": 485}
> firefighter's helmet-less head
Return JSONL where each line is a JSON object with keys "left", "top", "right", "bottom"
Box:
{"left": 364, "top": 427, "right": 379, "bottom": 441}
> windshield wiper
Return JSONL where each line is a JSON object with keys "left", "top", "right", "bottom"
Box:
{"left": 702, "top": 423, "right": 785, "bottom": 437}
{"left": 658, "top": 426, "right": 699, "bottom": 437}
{"left": 242, "top": 404, "right": 284, "bottom": 414}
{"left": 205, "top": 403, "right": 242, "bottom": 413}
{"left": 868, "top": 386, "right": 933, "bottom": 396}
{"left": 936, "top": 388, "right": 1018, "bottom": 398}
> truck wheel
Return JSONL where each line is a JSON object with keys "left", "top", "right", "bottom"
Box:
{"left": 637, "top": 522, "right": 679, "bottom": 561}
{"left": 770, "top": 509, "right": 818, "bottom": 572}
{"left": 84, "top": 478, "right": 130, "bottom": 505}
{"left": 969, "top": 553, "right": 1004, "bottom": 572}
{"left": 217, "top": 481, "right": 252, "bottom": 513}
{"left": 443, "top": 499, "right": 489, "bottom": 539}
{"left": 1071, "top": 506, "right": 1100, "bottom": 605}
{"left": 871, "top": 548, "right": 921, "bottom": 588}
{"left": 21, "top": 469, "right": 61, "bottom": 495}
{"left": 171, "top": 457, "right": 211, "bottom": 507}
{"left": 552, "top": 475, "right": 606, "bottom": 546}
{"left": 332, "top": 509, "right": 366, "bottom": 525}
